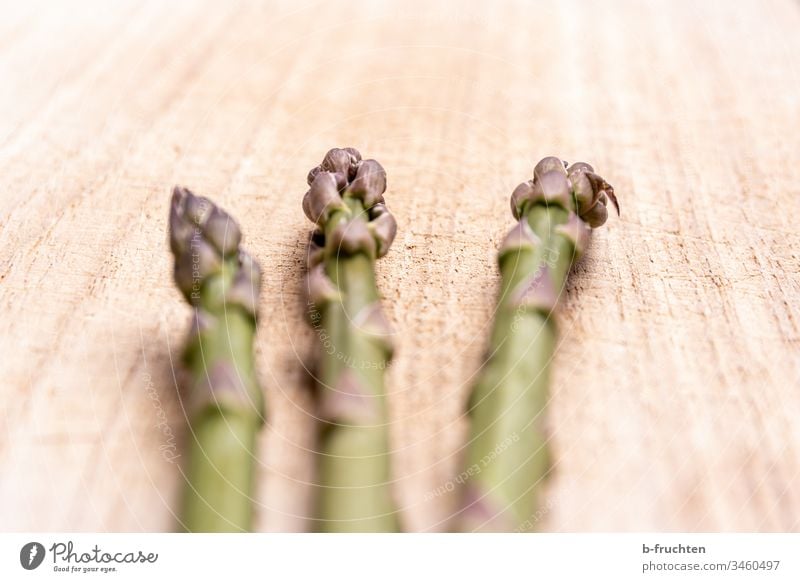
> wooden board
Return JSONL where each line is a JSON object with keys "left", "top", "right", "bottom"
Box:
{"left": 1, "top": 0, "right": 799, "bottom": 532}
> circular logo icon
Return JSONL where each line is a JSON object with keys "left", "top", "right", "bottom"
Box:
{"left": 20, "top": 542, "right": 46, "bottom": 570}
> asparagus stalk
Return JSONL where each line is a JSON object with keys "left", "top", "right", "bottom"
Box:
{"left": 459, "top": 157, "right": 618, "bottom": 532}
{"left": 302, "top": 148, "right": 399, "bottom": 532}
{"left": 168, "top": 186, "right": 265, "bottom": 532}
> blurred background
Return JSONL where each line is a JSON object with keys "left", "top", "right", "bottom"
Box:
{"left": 1, "top": 0, "right": 799, "bottom": 531}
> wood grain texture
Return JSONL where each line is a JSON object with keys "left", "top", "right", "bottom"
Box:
{"left": 1, "top": 0, "right": 799, "bottom": 532}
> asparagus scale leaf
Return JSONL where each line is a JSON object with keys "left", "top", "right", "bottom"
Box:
{"left": 459, "top": 157, "right": 617, "bottom": 532}
{"left": 303, "top": 148, "right": 399, "bottom": 532}
{"left": 169, "top": 186, "right": 265, "bottom": 532}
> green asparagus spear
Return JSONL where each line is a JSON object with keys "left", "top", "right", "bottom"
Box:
{"left": 302, "top": 148, "right": 399, "bottom": 532}
{"left": 459, "top": 157, "right": 618, "bottom": 532}
{"left": 169, "top": 186, "right": 265, "bottom": 532}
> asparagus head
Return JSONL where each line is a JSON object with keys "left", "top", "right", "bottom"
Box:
{"left": 460, "top": 157, "right": 617, "bottom": 532}
{"left": 169, "top": 186, "right": 264, "bottom": 532}
{"left": 303, "top": 148, "right": 399, "bottom": 532}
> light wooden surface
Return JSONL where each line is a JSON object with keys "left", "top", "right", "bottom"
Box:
{"left": 1, "top": 0, "right": 799, "bottom": 532}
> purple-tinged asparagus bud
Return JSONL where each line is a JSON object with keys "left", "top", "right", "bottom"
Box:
{"left": 321, "top": 148, "right": 354, "bottom": 190}
{"left": 203, "top": 206, "right": 242, "bottom": 257}
{"left": 185, "top": 190, "right": 213, "bottom": 226}
{"left": 172, "top": 238, "right": 221, "bottom": 303}
{"left": 321, "top": 148, "right": 353, "bottom": 175}
{"left": 169, "top": 185, "right": 261, "bottom": 312}
{"left": 307, "top": 241, "right": 325, "bottom": 268}
{"left": 572, "top": 177, "right": 615, "bottom": 226}
{"left": 567, "top": 163, "right": 618, "bottom": 225}
{"left": 555, "top": 212, "right": 591, "bottom": 257}
{"left": 509, "top": 159, "right": 617, "bottom": 226}
{"left": 586, "top": 172, "right": 619, "bottom": 216}
{"left": 499, "top": 219, "right": 541, "bottom": 260}
{"left": 569, "top": 171, "right": 596, "bottom": 216}
{"left": 342, "top": 147, "right": 362, "bottom": 161}
{"left": 368, "top": 204, "right": 397, "bottom": 258}
{"left": 193, "top": 239, "right": 224, "bottom": 280}
{"left": 581, "top": 198, "right": 609, "bottom": 228}
{"left": 348, "top": 159, "right": 387, "bottom": 208}
{"left": 169, "top": 186, "right": 197, "bottom": 255}
{"left": 303, "top": 171, "right": 346, "bottom": 225}
{"left": 571, "top": 166, "right": 617, "bottom": 211}
{"left": 510, "top": 181, "right": 535, "bottom": 220}
{"left": 534, "top": 156, "right": 567, "bottom": 180}
{"left": 510, "top": 265, "right": 558, "bottom": 314}
{"left": 173, "top": 254, "right": 196, "bottom": 300}
{"left": 190, "top": 361, "right": 256, "bottom": 418}
{"left": 307, "top": 165, "right": 321, "bottom": 186}
{"left": 306, "top": 230, "right": 327, "bottom": 268}
{"left": 304, "top": 263, "right": 341, "bottom": 309}
{"left": 227, "top": 251, "right": 262, "bottom": 317}
{"left": 329, "top": 216, "right": 377, "bottom": 257}
{"left": 343, "top": 147, "right": 363, "bottom": 179}
{"left": 532, "top": 171, "right": 572, "bottom": 208}
{"left": 352, "top": 301, "right": 394, "bottom": 356}
{"left": 566, "top": 161, "right": 594, "bottom": 175}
